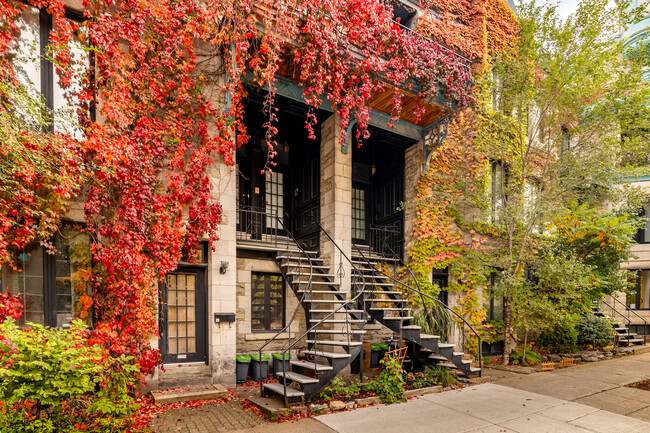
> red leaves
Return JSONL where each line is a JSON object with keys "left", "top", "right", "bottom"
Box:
{"left": 0, "top": 289, "right": 23, "bottom": 323}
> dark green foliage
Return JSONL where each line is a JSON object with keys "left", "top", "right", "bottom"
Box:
{"left": 0, "top": 319, "right": 139, "bottom": 432}
{"left": 316, "top": 377, "right": 362, "bottom": 401}
{"left": 510, "top": 348, "right": 541, "bottom": 365}
{"left": 536, "top": 321, "right": 578, "bottom": 354}
{"left": 577, "top": 315, "right": 612, "bottom": 349}
{"left": 365, "top": 356, "right": 406, "bottom": 404}
{"left": 424, "top": 365, "right": 458, "bottom": 387}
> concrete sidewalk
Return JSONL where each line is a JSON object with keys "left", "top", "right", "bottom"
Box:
{"left": 316, "top": 383, "right": 650, "bottom": 433}
{"left": 494, "top": 351, "right": 650, "bottom": 421}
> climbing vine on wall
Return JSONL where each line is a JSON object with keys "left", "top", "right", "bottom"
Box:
{"left": 0, "top": 0, "right": 503, "bottom": 375}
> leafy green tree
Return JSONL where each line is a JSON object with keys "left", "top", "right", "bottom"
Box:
{"left": 482, "top": 0, "right": 649, "bottom": 363}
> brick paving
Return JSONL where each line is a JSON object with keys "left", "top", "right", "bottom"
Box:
{"left": 152, "top": 389, "right": 269, "bottom": 433}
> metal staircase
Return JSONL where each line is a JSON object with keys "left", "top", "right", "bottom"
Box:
{"left": 593, "top": 299, "right": 647, "bottom": 347}
{"left": 258, "top": 225, "right": 366, "bottom": 406}
{"left": 352, "top": 246, "right": 482, "bottom": 378}
{"left": 257, "top": 218, "right": 480, "bottom": 406}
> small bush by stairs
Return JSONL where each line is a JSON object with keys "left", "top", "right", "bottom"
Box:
{"left": 592, "top": 303, "right": 645, "bottom": 347}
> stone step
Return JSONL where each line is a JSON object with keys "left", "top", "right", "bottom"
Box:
{"left": 306, "top": 340, "right": 363, "bottom": 347}
{"left": 301, "top": 350, "right": 352, "bottom": 359}
{"left": 290, "top": 360, "right": 333, "bottom": 372}
{"left": 297, "top": 290, "right": 346, "bottom": 295}
{"left": 294, "top": 280, "right": 340, "bottom": 286}
{"left": 151, "top": 384, "right": 228, "bottom": 404}
{"left": 369, "top": 307, "right": 411, "bottom": 312}
{"left": 282, "top": 264, "right": 331, "bottom": 271}
{"left": 262, "top": 382, "right": 304, "bottom": 399}
{"left": 308, "top": 329, "right": 366, "bottom": 334}
{"left": 365, "top": 298, "right": 406, "bottom": 303}
{"left": 286, "top": 272, "right": 336, "bottom": 278}
{"left": 421, "top": 334, "right": 441, "bottom": 340}
{"left": 275, "top": 371, "right": 319, "bottom": 385}
{"left": 309, "top": 318, "right": 366, "bottom": 323}
{"left": 305, "top": 299, "right": 348, "bottom": 303}
{"left": 382, "top": 316, "right": 413, "bottom": 321}
{"left": 310, "top": 309, "right": 364, "bottom": 314}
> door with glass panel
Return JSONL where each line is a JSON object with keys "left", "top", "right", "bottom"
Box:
{"left": 160, "top": 268, "right": 206, "bottom": 364}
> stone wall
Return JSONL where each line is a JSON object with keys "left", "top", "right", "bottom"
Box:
{"left": 235, "top": 257, "right": 306, "bottom": 356}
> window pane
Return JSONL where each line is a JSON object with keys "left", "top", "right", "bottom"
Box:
{"left": 55, "top": 228, "right": 91, "bottom": 327}
{"left": 251, "top": 273, "right": 285, "bottom": 331}
{"left": 53, "top": 20, "right": 88, "bottom": 138}
{"left": 1, "top": 246, "right": 45, "bottom": 326}
{"left": 9, "top": 7, "right": 41, "bottom": 104}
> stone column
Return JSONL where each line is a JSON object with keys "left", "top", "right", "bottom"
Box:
{"left": 403, "top": 141, "right": 422, "bottom": 260}
{"left": 320, "top": 115, "right": 352, "bottom": 295}
{"left": 207, "top": 158, "right": 238, "bottom": 386}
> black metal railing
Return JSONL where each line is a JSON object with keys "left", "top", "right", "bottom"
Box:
{"left": 257, "top": 211, "right": 314, "bottom": 401}
{"left": 269, "top": 222, "right": 367, "bottom": 406}
{"left": 369, "top": 223, "right": 402, "bottom": 260}
{"left": 601, "top": 296, "right": 647, "bottom": 345}
{"left": 237, "top": 205, "right": 285, "bottom": 244}
{"left": 353, "top": 243, "right": 482, "bottom": 376}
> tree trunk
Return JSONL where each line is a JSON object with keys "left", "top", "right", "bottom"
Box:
{"left": 502, "top": 296, "right": 517, "bottom": 364}
{"left": 522, "top": 329, "right": 528, "bottom": 365}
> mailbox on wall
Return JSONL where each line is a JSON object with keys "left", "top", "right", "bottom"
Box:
{"left": 214, "top": 313, "right": 236, "bottom": 324}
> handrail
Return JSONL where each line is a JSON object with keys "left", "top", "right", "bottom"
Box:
{"left": 600, "top": 299, "right": 631, "bottom": 346}
{"left": 609, "top": 296, "right": 648, "bottom": 345}
{"left": 257, "top": 210, "right": 314, "bottom": 397}
{"left": 275, "top": 222, "right": 367, "bottom": 406}
{"left": 352, "top": 243, "right": 482, "bottom": 376}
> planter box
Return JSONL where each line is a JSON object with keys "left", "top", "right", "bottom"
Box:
{"left": 405, "top": 386, "right": 443, "bottom": 397}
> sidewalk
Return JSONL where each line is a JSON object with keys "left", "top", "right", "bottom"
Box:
{"left": 152, "top": 351, "right": 650, "bottom": 432}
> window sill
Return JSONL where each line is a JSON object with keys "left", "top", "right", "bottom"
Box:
{"left": 245, "top": 332, "right": 295, "bottom": 341}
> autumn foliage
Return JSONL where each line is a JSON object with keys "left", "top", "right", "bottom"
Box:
{"left": 0, "top": 0, "right": 518, "bottom": 381}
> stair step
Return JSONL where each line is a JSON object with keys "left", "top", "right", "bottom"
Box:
{"left": 307, "top": 340, "right": 363, "bottom": 347}
{"left": 421, "top": 334, "right": 440, "bottom": 340}
{"left": 263, "top": 382, "right": 304, "bottom": 398}
{"left": 437, "top": 343, "right": 455, "bottom": 349}
{"left": 365, "top": 298, "right": 405, "bottom": 303}
{"left": 382, "top": 316, "right": 413, "bottom": 321}
{"left": 283, "top": 264, "right": 331, "bottom": 271}
{"left": 369, "top": 308, "right": 411, "bottom": 312}
{"left": 364, "top": 282, "right": 395, "bottom": 287}
{"left": 437, "top": 362, "right": 457, "bottom": 368}
{"left": 275, "top": 371, "right": 319, "bottom": 385}
{"left": 428, "top": 354, "right": 447, "bottom": 361}
{"left": 401, "top": 325, "right": 422, "bottom": 330}
{"left": 453, "top": 352, "right": 465, "bottom": 357}
{"left": 305, "top": 299, "right": 347, "bottom": 303}
{"left": 309, "top": 318, "right": 366, "bottom": 323}
{"left": 287, "top": 272, "right": 336, "bottom": 278}
{"left": 294, "top": 280, "right": 340, "bottom": 286}
{"left": 310, "top": 309, "right": 363, "bottom": 314}
{"left": 469, "top": 367, "right": 482, "bottom": 373}
{"left": 301, "top": 350, "right": 352, "bottom": 359}
{"left": 365, "top": 290, "right": 403, "bottom": 296}
{"left": 297, "top": 290, "right": 346, "bottom": 295}
{"left": 290, "top": 360, "right": 333, "bottom": 372}
{"left": 309, "top": 329, "right": 366, "bottom": 334}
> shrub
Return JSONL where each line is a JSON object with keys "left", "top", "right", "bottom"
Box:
{"left": 536, "top": 320, "right": 578, "bottom": 354}
{"left": 0, "top": 319, "right": 140, "bottom": 432}
{"left": 366, "top": 355, "right": 405, "bottom": 404}
{"left": 424, "top": 365, "right": 458, "bottom": 387}
{"left": 576, "top": 315, "right": 612, "bottom": 349}
{"left": 317, "top": 377, "right": 362, "bottom": 401}
{"left": 510, "top": 348, "right": 541, "bottom": 366}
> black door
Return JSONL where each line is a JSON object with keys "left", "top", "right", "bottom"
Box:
{"left": 160, "top": 267, "right": 207, "bottom": 364}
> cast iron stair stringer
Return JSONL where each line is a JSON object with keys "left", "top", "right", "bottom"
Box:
{"left": 353, "top": 246, "right": 481, "bottom": 378}
{"left": 259, "top": 225, "right": 367, "bottom": 406}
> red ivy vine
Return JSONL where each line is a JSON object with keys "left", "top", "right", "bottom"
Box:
{"left": 1, "top": 0, "right": 509, "bottom": 376}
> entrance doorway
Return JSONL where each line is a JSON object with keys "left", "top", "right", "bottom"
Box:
{"left": 160, "top": 267, "right": 207, "bottom": 364}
